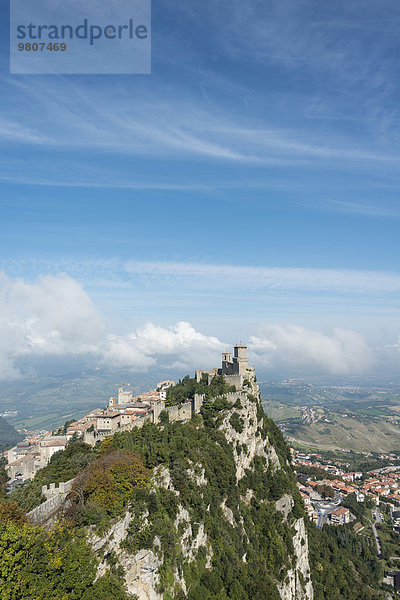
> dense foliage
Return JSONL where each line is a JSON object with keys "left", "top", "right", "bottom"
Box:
{"left": 295, "top": 464, "right": 337, "bottom": 481}
{"left": 67, "top": 448, "right": 149, "bottom": 524}
{"left": 106, "top": 409, "right": 300, "bottom": 600}
{"left": 307, "top": 520, "right": 382, "bottom": 600}
{"left": 0, "top": 417, "right": 22, "bottom": 452}
{"left": 0, "top": 500, "right": 27, "bottom": 524}
{"left": 341, "top": 493, "right": 374, "bottom": 523}
{"left": 0, "top": 521, "right": 132, "bottom": 600}
{"left": 0, "top": 460, "right": 7, "bottom": 500}
{"left": 165, "top": 374, "right": 235, "bottom": 406}
{"left": 0, "top": 389, "right": 388, "bottom": 600}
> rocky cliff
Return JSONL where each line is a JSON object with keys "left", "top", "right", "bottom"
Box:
{"left": 87, "top": 389, "right": 314, "bottom": 600}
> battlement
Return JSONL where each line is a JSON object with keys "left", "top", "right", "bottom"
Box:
{"left": 41, "top": 479, "right": 74, "bottom": 499}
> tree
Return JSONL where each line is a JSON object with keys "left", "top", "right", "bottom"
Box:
{"left": 68, "top": 450, "right": 149, "bottom": 522}
{"left": 0, "top": 500, "right": 27, "bottom": 524}
{"left": 159, "top": 410, "right": 169, "bottom": 424}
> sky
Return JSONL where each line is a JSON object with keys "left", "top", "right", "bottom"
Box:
{"left": 0, "top": 0, "right": 400, "bottom": 380}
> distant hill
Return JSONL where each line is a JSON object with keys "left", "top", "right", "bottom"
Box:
{"left": 261, "top": 380, "right": 400, "bottom": 452}
{"left": 0, "top": 416, "right": 23, "bottom": 450}
{"left": 286, "top": 414, "right": 400, "bottom": 453}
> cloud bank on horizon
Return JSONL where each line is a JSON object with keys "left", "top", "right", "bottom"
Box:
{"left": 0, "top": 272, "right": 398, "bottom": 381}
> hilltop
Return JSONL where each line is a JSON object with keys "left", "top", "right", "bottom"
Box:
{"left": 1, "top": 348, "right": 384, "bottom": 600}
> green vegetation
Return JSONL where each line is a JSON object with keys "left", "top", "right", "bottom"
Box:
{"left": 341, "top": 494, "right": 375, "bottom": 524}
{"left": 165, "top": 373, "right": 235, "bottom": 406}
{"left": 110, "top": 418, "right": 295, "bottom": 599}
{"left": 0, "top": 521, "right": 132, "bottom": 600}
{"left": 67, "top": 448, "right": 149, "bottom": 524}
{"left": 0, "top": 416, "right": 22, "bottom": 451}
{"left": 0, "top": 387, "right": 389, "bottom": 599}
{"left": 229, "top": 413, "right": 244, "bottom": 433}
{"left": 307, "top": 521, "right": 382, "bottom": 600}
{"left": 295, "top": 464, "right": 337, "bottom": 481}
{"left": 0, "top": 459, "right": 8, "bottom": 500}
{"left": 0, "top": 500, "right": 27, "bottom": 524}
{"left": 314, "top": 483, "right": 334, "bottom": 499}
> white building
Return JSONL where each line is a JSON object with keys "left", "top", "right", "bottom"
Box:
{"left": 39, "top": 436, "right": 67, "bottom": 467}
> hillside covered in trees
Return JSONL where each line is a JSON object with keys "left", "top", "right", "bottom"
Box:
{"left": 0, "top": 416, "right": 22, "bottom": 451}
{"left": 0, "top": 386, "right": 384, "bottom": 600}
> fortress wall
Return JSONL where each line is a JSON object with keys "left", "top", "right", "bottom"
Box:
{"left": 166, "top": 401, "right": 193, "bottom": 422}
{"left": 28, "top": 479, "right": 74, "bottom": 526}
{"left": 152, "top": 400, "right": 166, "bottom": 423}
{"left": 83, "top": 430, "right": 110, "bottom": 447}
{"left": 42, "top": 479, "right": 74, "bottom": 499}
{"left": 224, "top": 374, "right": 243, "bottom": 391}
{"left": 151, "top": 393, "right": 250, "bottom": 425}
{"left": 193, "top": 394, "right": 204, "bottom": 414}
{"left": 225, "top": 391, "right": 249, "bottom": 403}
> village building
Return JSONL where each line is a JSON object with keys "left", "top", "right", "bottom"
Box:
{"left": 329, "top": 507, "right": 351, "bottom": 525}
{"left": 39, "top": 436, "right": 67, "bottom": 467}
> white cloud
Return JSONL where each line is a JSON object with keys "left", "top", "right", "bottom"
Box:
{"left": 0, "top": 272, "right": 104, "bottom": 378}
{"left": 249, "top": 324, "right": 373, "bottom": 374}
{"left": 0, "top": 273, "right": 225, "bottom": 379}
{"left": 4, "top": 78, "right": 399, "bottom": 169}
{"left": 0, "top": 117, "right": 51, "bottom": 145}
{"left": 4, "top": 258, "right": 400, "bottom": 295}
{"left": 102, "top": 322, "right": 224, "bottom": 371}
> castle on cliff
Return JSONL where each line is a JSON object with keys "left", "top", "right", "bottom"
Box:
{"left": 196, "top": 344, "right": 258, "bottom": 394}
{"left": 5, "top": 344, "right": 258, "bottom": 484}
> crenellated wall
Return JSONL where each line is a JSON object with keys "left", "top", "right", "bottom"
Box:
{"left": 27, "top": 479, "right": 74, "bottom": 526}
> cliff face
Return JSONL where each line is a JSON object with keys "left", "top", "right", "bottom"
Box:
{"left": 89, "top": 391, "right": 314, "bottom": 600}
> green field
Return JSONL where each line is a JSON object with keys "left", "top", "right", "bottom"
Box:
{"left": 261, "top": 400, "right": 300, "bottom": 422}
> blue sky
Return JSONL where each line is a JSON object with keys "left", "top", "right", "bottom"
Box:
{"left": 0, "top": 0, "right": 400, "bottom": 379}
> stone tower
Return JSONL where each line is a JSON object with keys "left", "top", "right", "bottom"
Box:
{"left": 233, "top": 344, "right": 249, "bottom": 375}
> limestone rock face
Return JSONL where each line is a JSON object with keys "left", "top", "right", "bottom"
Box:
{"left": 277, "top": 518, "right": 314, "bottom": 600}
{"left": 220, "top": 391, "right": 280, "bottom": 480}
{"left": 121, "top": 550, "right": 163, "bottom": 600}
{"left": 89, "top": 511, "right": 163, "bottom": 599}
